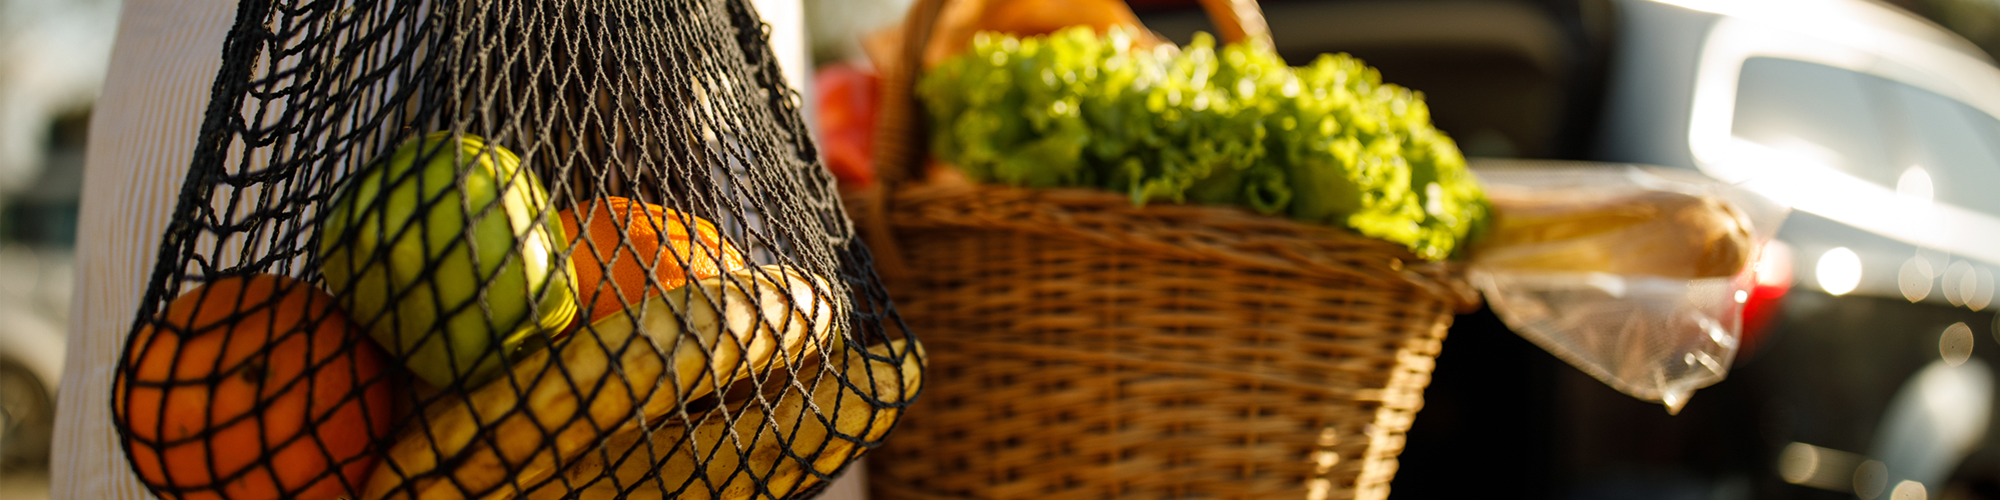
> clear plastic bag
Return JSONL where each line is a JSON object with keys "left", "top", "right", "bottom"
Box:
{"left": 1468, "top": 160, "right": 1790, "bottom": 413}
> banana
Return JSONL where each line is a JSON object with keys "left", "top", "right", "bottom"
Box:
{"left": 533, "top": 336, "right": 924, "bottom": 500}
{"left": 362, "top": 265, "right": 839, "bottom": 500}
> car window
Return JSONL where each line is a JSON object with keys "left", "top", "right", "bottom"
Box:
{"left": 1884, "top": 81, "right": 2000, "bottom": 217}
{"left": 1731, "top": 57, "right": 1898, "bottom": 188}
{"left": 1734, "top": 56, "right": 2000, "bottom": 219}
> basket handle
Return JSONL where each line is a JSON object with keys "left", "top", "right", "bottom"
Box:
{"left": 857, "top": 0, "right": 1271, "bottom": 286}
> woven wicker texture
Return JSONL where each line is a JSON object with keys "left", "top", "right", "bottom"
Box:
{"left": 852, "top": 0, "right": 1474, "bottom": 497}
{"left": 855, "top": 182, "right": 1468, "bottom": 499}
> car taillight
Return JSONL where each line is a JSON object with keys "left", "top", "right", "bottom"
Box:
{"left": 1740, "top": 240, "right": 1793, "bottom": 359}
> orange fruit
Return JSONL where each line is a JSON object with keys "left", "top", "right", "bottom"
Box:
{"left": 114, "top": 274, "right": 393, "bottom": 500}
{"left": 559, "top": 197, "right": 747, "bottom": 321}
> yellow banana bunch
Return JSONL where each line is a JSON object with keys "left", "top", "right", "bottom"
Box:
{"left": 533, "top": 336, "right": 925, "bottom": 500}
{"left": 362, "top": 265, "right": 839, "bottom": 500}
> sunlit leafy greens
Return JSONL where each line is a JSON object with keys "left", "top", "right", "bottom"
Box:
{"left": 918, "top": 27, "right": 1489, "bottom": 260}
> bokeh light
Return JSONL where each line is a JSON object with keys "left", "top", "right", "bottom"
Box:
{"left": 1777, "top": 442, "right": 1866, "bottom": 492}
{"left": 1898, "top": 166, "right": 1935, "bottom": 205}
{"left": 1902, "top": 256, "right": 1935, "bottom": 302}
{"left": 1945, "top": 261, "right": 1973, "bottom": 307}
{"left": 1755, "top": 240, "right": 1795, "bottom": 286}
{"left": 1942, "top": 322, "right": 1974, "bottom": 367}
{"left": 1890, "top": 480, "right": 1927, "bottom": 500}
{"left": 1856, "top": 460, "right": 1889, "bottom": 499}
{"left": 1819, "top": 247, "right": 1862, "bottom": 296}
{"left": 1778, "top": 442, "right": 1818, "bottom": 484}
{"left": 1971, "top": 268, "right": 1994, "bottom": 311}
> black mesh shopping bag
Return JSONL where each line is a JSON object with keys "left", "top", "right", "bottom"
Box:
{"left": 108, "top": 1, "right": 922, "bottom": 499}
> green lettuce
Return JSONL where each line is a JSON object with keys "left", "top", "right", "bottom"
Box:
{"left": 918, "top": 27, "right": 1489, "bottom": 261}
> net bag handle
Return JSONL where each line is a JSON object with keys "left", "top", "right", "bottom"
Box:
{"left": 856, "top": 0, "right": 1272, "bottom": 285}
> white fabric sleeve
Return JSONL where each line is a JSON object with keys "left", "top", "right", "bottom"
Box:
{"left": 49, "top": 0, "right": 233, "bottom": 498}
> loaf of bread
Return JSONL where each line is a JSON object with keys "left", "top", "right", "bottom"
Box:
{"left": 1474, "top": 187, "right": 1756, "bottom": 279}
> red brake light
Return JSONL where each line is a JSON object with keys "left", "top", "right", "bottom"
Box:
{"left": 1740, "top": 240, "right": 1794, "bottom": 359}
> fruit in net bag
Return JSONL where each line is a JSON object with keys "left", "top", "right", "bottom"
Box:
{"left": 537, "top": 336, "right": 923, "bottom": 500}
{"left": 109, "top": 1, "right": 918, "bottom": 499}
{"left": 317, "top": 132, "right": 578, "bottom": 388}
{"left": 114, "top": 274, "right": 394, "bottom": 500}
{"left": 559, "top": 197, "right": 747, "bottom": 322}
{"left": 361, "top": 265, "right": 840, "bottom": 500}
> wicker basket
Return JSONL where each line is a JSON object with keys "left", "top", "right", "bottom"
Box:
{"left": 852, "top": 1, "right": 1479, "bottom": 498}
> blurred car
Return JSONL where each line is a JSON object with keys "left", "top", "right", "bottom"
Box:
{"left": 0, "top": 246, "right": 69, "bottom": 469}
{"left": 1131, "top": 0, "right": 2000, "bottom": 498}
{"left": 0, "top": 0, "right": 114, "bottom": 474}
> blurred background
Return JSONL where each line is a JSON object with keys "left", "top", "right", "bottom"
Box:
{"left": 9, "top": 0, "right": 2000, "bottom": 499}
{"left": 0, "top": 0, "right": 116, "bottom": 497}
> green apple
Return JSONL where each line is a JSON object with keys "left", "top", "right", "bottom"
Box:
{"left": 317, "top": 132, "right": 577, "bottom": 388}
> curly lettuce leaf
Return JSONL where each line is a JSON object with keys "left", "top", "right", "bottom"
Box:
{"left": 919, "top": 27, "right": 1488, "bottom": 260}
